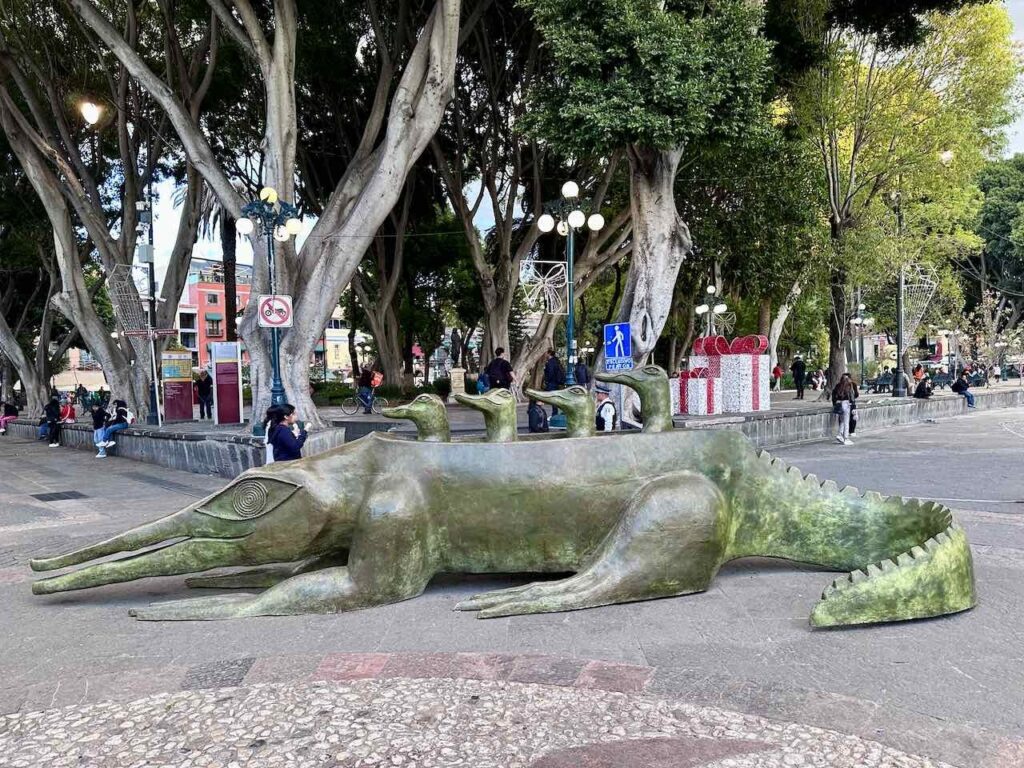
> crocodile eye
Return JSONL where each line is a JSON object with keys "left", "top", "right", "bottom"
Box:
{"left": 415, "top": 395, "right": 433, "bottom": 403}
{"left": 198, "top": 477, "right": 301, "bottom": 522}
{"left": 643, "top": 365, "right": 661, "bottom": 375}
{"left": 568, "top": 386, "right": 588, "bottom": 395}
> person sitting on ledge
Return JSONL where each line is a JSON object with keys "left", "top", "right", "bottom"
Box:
{"left": 913, "top": 376, "right": 934, "bottom": 400}
{"left": 951, "top": 372, "right": 976, "bottom": 408}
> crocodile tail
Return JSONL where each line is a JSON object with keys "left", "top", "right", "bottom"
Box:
{"left": 727, "top": 449, "right": 976, "bottom": 628}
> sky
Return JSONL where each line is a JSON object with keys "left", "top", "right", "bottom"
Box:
{"left": 150, "top": 2, "right": 1024, "bottom": 288}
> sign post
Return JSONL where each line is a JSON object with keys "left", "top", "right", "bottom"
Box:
{"left": 161, "top": 351, "right": 194, "bottom": 421}
{"left": 211, "top": 341, "right": 243, "bottom": 426}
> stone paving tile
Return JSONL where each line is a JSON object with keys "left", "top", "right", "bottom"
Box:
{"left": 313, "top": 651, "right": 390, "bottom": 681}
{"left": 179, "top": 656, "right": 255, "bottom": 690}
{"left": 507, "top": 654, "right": 587, "bottom": 686}
{"left": 449, "top": 652, "right": 518, "bottom": 680}
{"left": 243, "top": 653, "right": 322, "bottom": 685}
{"left": 378, "top": 652, "right": 456, "bottom": 679}
{"left": 574, "top": 659, "right": 654, "bottom": 694}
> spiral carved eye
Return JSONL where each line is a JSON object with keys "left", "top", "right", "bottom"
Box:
{"left": 232, "top": 480, "right": 269, "bottom": 519}
{"left": 198, "top": 476, "right": 300, "bottom": 522}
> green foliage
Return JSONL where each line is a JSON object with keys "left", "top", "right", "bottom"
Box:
{"left": 520, "top": 0, "right": 771, "bottom": 153}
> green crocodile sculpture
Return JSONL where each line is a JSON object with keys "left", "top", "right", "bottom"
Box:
{"left": 382, "top": 394, "right": 451, "bottom": 442}
{"left": 453, "top": 388, "right": 517, "bottom": 442}
{"left": 29, "top": 367, "right": 975, "bottom": 627}
{"left": 527, "top": 386, "right": 595, "bottom": 438}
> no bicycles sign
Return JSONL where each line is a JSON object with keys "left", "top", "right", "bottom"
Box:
{"left": 258, "top": 294, "right": 293, "bottom": 328}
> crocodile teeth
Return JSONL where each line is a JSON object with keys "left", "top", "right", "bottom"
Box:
{"left": 866, "top": 563, "right": 883, "bottom": 578}
{"left": 923, "top": 538, "right": 941, "bottom": 554}
{"left": 910, "top": 546, "right": 927, "bottom": 559}
{"left": 802, "top": 473, "right": 819, "bottom": 487}
{"left": 896, "top": 552, "right": 914, "bottom": 567}
{"left": 880, "top": 559, "right": 898, "bottom": 572}
{"left": 935, "top": 531, "right": 951, "bottom": 545}
{"left": 849, "top": 569, "right": 868, "bottom": 584}
{"left": 819, "top": 480, "right": 839, "bottom": 494}
{"left": 840, "top": 485, "right": 861, "bottom": 498}
{"left": 863, "top": 491, "right": 885, "bottom": 505}
{"left": 787, "top": 466, "right": 803, "bottom": 479}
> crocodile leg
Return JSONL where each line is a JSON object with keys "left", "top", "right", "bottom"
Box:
{"left": 184, "top": 552, "right": 348, "bottom": 590}
{"left": 456, "top": 471, "right": 730, "bottom": 618}
{"left": 131, "top": 482, "right": 436, "bottom": 621}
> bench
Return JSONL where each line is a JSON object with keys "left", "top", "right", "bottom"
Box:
{"left": 867, "top": 373, "right": 893, "bottom": 394}
{"left": 931, "top": 373, "right": 952, "bottom": 389}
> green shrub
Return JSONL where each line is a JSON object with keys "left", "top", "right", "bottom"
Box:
{"left": 433, "top": 377, "right": 452, "bottom": 400}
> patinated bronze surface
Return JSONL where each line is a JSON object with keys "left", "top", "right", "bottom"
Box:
{"left": 31, "top": 367, "right": 976, "bottom": 627}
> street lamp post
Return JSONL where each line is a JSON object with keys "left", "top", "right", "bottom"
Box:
{"left": 695, "top": 285, "right": 727, "bottom": 337}
{"left": 537, "top": 182, "right": 606, "bottom": 390}
{"left": 235, "top": 187, "right": 302, "bottom": 414}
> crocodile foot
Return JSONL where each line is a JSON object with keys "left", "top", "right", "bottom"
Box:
{"left": 455, "top": 572, "right": 611, "bottom": 618}
{"left": 130, "top": 594, "right": 261, "bottom": 621}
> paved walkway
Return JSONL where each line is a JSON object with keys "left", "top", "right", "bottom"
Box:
{"left": 1, "top": 409, "right": 1023, "bottom": 766}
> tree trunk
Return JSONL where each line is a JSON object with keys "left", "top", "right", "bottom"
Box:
{"left": 768, "top": 280, "right": 801, "bottom": 369}
{"left": 827, "top": 268, "right": 848, "bottom": 389}
{"left": 617, "top": 146, "right": 692, "bottom": 362}
{"left": 758, "top": 297, "right": 771, "bottom": 337}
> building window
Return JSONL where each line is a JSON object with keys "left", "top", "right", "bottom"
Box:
{"left": 179, "top": 314, "right": 196, "bottom": 329}
{"left": 180, "top": 332, "right": 198, "bottom": 349}
{"left": 328, "top": 318, "right": 346, "bottom": 330}
{"left": 206, "top": 319, "right": 223, "bottom": 337}
{"left": 206, "top": 293, "right": 219, "bottom": 305}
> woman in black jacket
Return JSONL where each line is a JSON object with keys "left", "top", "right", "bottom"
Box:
{"left": 266, "top": 404, "right": 308, "bottom": 462}
{"left": 44, "top": 396, "right": 61, "bottom": 447}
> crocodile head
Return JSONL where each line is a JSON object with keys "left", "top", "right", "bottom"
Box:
{"left": 594, "top": 364, "right": 673, "bottom": 433}
{"left": 525, "top": 386, "right": 595, "bottom": 438}
{"left": 454, "top": 388, "right": 517, "bottom": 442}
{"left": 383, "top": 394, "right": 451, "bottom": 442}
{"left": 30, "top": 467, "right": 329, "bottom": 595}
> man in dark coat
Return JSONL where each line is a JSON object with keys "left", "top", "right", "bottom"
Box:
{"left": 791, "top": 355, "right": 807, "bottom": 400}
{"left": 542, "top": 349, "right": 566, "bottom": 415}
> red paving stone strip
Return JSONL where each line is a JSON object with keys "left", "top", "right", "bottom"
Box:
{"left": 573, "top": 659, "right": 654, "bottom": 694}
{"left": 311, "top": 652, "right": 391, "bottom": 681}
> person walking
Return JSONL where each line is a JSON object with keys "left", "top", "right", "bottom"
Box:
{"left": 543, "top": 349, "right": 566, "bottom": 415}
{"left": 195, "top": 370, "right": 214, "bottom": 420}
{"left": 791, "top": 355, "right": 807, "bottom": 400}
{"left": 266, "top": 404, "right": 308, "bottom": 462}
{"left": 484, "top": 348, "right": 514, "bottom": 391}
{"left": 771, "top": 364, "right": 783, "bottom": 392}
{"left": 75, "top": 383, "right": 88, "bottom": 407}
{"left": 595, "top": 384, "right": 616, "bottom": 432}
{"left": 575, "top": 359, "right": 591, "bottom": 390}
{"left": 44, "top": 395, "right": 61, "bottom": 448}
{"left": 527, "top": 398, "right": 549, "bottom": 433}
{"left": 831, "top": 373, "right": 857, "bottom": 446}
{"left": 0, "top": 400, "right": 18, "bottom": 434}
{"left": 951, "top": 372, "right": 976, "bottom": 408}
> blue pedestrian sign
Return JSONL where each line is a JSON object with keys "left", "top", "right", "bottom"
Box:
{"left": 604, "top": 323, "right": 634, "bottom": 371}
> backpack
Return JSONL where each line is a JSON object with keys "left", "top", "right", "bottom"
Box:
{"left": 478, "top": 371, "right": 491, "bottom": 390}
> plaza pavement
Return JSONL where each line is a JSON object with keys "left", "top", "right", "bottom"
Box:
{"left": 0, "top": 408, "right": 1022, "bottom": 766}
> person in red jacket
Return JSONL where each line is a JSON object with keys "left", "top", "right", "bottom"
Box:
{"left": 771, "top": 364, "right": 784, "bottom": 392}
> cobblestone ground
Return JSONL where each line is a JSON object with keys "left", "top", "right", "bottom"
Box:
{"left": 0, "top": 678, "right": 954, "bottom": 768}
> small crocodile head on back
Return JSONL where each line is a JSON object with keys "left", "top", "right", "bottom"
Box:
{"left": 594, "top": 364, "right": 673, "bottom": 433}
{"left": 454, "top": 388, "right": 517, "bottom": 442}
{"left": 382, "top": 394, "right": 450, "bottom": 442}
{"left": 30, "top": 463, "right": 342, "bottom": 595}
{"left": 525, "top": 386, "right": 595, "bottom": 438}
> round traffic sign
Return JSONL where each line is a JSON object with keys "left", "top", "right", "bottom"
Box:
{"left": 259, "top": 295, "right": 292, "bottom": 328}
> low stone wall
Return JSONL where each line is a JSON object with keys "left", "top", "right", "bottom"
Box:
{"left": 4, "top": 420, "right": 347, "bottom": 478}
{"left": 675, "top": 387, "right": 1024, "bottom": 448}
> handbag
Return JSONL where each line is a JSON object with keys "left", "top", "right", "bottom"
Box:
{"left": 832, "top": 401, "right": 843, "bottom": 415}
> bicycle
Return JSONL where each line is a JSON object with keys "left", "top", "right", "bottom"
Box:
{"left": 340, "top": 387, "right": 389, "bottom": 415}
